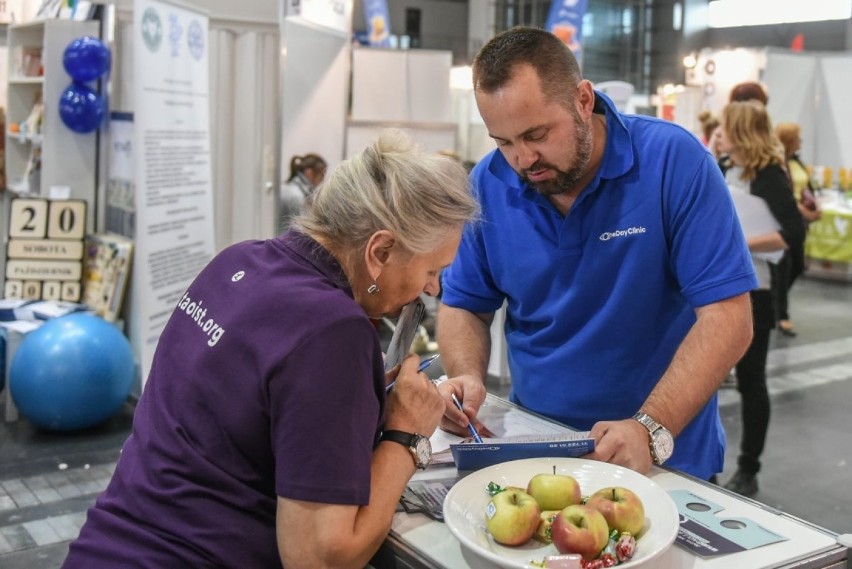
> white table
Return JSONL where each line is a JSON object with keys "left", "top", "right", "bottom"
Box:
{"left": 386, "top": 396, "right": 849, "bottom": 569}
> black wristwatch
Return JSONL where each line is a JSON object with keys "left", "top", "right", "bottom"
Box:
{"left": 380, "top": 430, "right": 432, "bottom": 469}
{"left": 632, "top": 412, "right": 675, "bottom": 465}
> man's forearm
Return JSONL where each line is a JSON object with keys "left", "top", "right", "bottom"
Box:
{"left": 435, "top": 304, "right": 493, "bottom": 382}
{"left": 640, "top": 293, "right": 753, "bottom": 435}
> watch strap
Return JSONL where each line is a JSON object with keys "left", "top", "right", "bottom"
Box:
{"left": 380, "top": 430, "right": 430, "bottom": 468}
{"left": 380, "top": 429, "right": 417, "bottom": 448}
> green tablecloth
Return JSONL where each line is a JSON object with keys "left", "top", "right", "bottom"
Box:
{"left": 805, "top": 205, "right": 852, "bottom": 263}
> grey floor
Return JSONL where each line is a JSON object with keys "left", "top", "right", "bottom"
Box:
{"left": 1, "top": 274, "right": 851, "bottom": 568}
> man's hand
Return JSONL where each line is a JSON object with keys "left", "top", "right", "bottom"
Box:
{"left": 585, "top": 419, "right": 653, "bottom": 474}
{"left": 436, "top": 375, "right": 494, "bottom": 438}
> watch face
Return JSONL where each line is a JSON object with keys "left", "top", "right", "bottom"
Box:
{"left": 653, "top": 430, "right": 675, "bottom": 462}
{"left": 414, "top": 436, "right": 432, "bottom": 467}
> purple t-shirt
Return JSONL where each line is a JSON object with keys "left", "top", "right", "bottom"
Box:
{"left": 64, "top": 232, "right": 387, "bottom": 568}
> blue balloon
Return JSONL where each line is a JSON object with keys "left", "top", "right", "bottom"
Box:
{"left": 63, "top": 36, "right": 111, "bottom": 82}
{"left": 9, "top": 313, "right": 134, "bottom": 432}
{"left": 59, "top": 82, "right": 106, "bottom": 133}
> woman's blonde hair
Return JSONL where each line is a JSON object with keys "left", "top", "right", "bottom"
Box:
{"left": 775, "top": 122, "right": 801, "bottom": 157}
{"left": 722, "top": 101, "right": 785, "bottom": 181}
{"left": 698, "top": 110, "right": 720, "bottom": 142}
{"left": 293, "top": 129, "right": 479, "bottom": 258}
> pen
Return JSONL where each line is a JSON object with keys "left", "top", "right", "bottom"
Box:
{"left": 385, "top": 354, "right": 441, "bottom": 392}
{"left": 452, "top": 393, "right": 484, "bottom": 443}
{"left": 417, "top": 354, "right": 441, "bottom": 372}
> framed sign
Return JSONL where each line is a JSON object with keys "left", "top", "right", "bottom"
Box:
{"left": 5, "top": 198, "right": 87, "bottom": 301}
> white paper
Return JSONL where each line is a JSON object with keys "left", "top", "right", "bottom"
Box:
{"left": 729, "top": 188, "right": 784, "bottom": 263}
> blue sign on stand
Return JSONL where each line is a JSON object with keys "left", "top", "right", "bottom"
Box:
{"left": 363, "top": 0, "right": 391, "bottom": 47}
{"left": 545, "top": 0, "right": 589, "bottom": 62}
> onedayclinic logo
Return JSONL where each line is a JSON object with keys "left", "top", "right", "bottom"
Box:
{"left": 599, "top": 226, "right": 647, "bottom": 241}
{"left": 141, "top": 8, "right": 163, "bottom": 52}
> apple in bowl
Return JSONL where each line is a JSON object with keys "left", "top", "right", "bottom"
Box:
{"left": 484, "top": 487, "right": 541, "bottom": 546}
{"left": 550, "top": 504, "right": 610, "bottom": 560}
{"left": 585, "top": 486, "right": 645, "bottom": 537}
{"left": 527, "top": 472, "right": 582, "bottom": 511}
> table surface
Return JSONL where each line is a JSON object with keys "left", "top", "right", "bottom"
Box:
{"left": 389, "top": 396, "right": 848, "bottom": 569}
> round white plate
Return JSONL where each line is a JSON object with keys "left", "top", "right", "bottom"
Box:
{"left": 443, "top": 457, "right": 679, "bottom": 569}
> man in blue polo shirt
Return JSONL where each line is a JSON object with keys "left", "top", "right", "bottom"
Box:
{"left": 436, "top": 27, "right": 757, "bottom": 481}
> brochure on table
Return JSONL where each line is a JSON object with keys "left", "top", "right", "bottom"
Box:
{"left": 428, "top": 400, "right": 593, "bottom": 469}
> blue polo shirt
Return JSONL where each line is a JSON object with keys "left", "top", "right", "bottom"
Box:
{"left": 441, "top": 92, "right": 757, "bottom": 479}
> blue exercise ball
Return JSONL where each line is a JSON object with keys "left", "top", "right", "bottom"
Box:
{"left": 59, "top": 83, "right": 106, "bottom": 133}
{"left": 9, "top": 313, "right": 134, "bottom": 432}
{"left": 63, "top": 36, "right": 111, "bottom": 82}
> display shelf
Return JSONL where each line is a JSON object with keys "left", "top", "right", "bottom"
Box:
{"left": 2, "top": 19, "right": 100, "bottom": 295}
{"left": 4, "top": 19, "right": 99, "bottom": 200}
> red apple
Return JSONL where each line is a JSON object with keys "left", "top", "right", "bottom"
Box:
{"left": 550, "top": 504, "right": 610, "bottom": 560}
{"left": 484, "top": 487, "right": 541, "bottom": 546}
{"left": 527, "top": 472, "right": 582, "bottom": 511}
{"left": 585, "top": 486, "right": 645, "bottom": 537}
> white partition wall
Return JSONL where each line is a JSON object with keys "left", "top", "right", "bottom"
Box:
{"left": 813, "top": 55, "right": 852, "bottom": 173}
{"left": 763, "top": 50, "right": 818, "bottom": 165}
{"left": 764, "top": 50, "right": 852, "bottom": 173}
{"left": 280, "top": 17, "right": 349, "bottom": 173}
{"left": 347, "top": 47, "right": 456, "bottom": 158}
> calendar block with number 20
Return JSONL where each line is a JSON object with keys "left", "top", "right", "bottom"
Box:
{"left": 4, "top": 198, "right": 88, "bottom": 302}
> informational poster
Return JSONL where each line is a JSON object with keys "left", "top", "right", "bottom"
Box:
{"left": 133, "top": 0, "right": 215, "bottom": 386}
{"left": 545, "top": 0, "right": 589, "bottom": 60}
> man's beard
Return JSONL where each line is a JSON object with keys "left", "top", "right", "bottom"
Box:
{"left": 522, "top": 112, "right": 593, "bottom": 196}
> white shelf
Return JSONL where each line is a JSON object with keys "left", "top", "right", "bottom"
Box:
{"left": 2, "top": 19, "right": 101, "bottom": 294}
{"left": 8, "top": 75, "right": 44, "bottom": 84}
{"left": 4, "top": 19, "right": 99, "bottom": 202}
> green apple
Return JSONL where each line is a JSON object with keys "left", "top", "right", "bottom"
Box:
{"left": 484, "top": 487, "right": 541, "bottom": 546}
{"left": 527, "top": 472, "right": 582, "bottom": 511}
{"left": 585, "top": 486, "right": 646, "bottom": 537}
{"left": 550, "top": 504, "right": 610, "bottom": 560}
{"left": 532, "top": 510, "right": 560, "bottom": 544}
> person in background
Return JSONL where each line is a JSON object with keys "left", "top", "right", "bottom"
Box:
{"left": 729, "top": 81, "right": 769, "bottom": 105}
{"left": 279, "top": 153, "right": 327, "bottom": 233}
{"left": 715, "top": 101, "right": 806, "bottom": 497}
{"left": 63, "top": 130, "right": 480, "bottom": 569}
{"left": 698, "top": 110, "right": 720, "bottom": 147}
{"left": 774, "top": 122, "right": 822, "bottom": 336}
{"left": 436, "top": 26, "right": 756, "bottom": 482}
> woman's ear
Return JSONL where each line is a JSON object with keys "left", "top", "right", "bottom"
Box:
{"left": 364, "top": 230, "right": 396, "bottom": 276}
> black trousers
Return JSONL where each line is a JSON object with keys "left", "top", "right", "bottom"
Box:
{"left": 770, "top": 241, "right": 806, "bottom": 322}
{"left": 734, "top": 289, "right": 775, "bottom": 475}
{"left": 770, "top": 253, "right": 792, "bottom": 322}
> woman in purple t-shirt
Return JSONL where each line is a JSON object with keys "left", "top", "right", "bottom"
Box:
{"left": 63, "top": 130, "right": 479, "bottom": 569}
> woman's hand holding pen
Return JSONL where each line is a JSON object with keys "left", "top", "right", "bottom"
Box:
{"left": 437, "top": 374, "right": 494, "bottom": 439}
{"left": 384, "top": 354, "right": 445, "bottom": 437}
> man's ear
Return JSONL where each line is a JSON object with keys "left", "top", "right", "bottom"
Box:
{"left": 364, "top": 230, "right": 396, "bottom": 276}
{"left": 576, "top": 79, "right": 596, "bottom": 119}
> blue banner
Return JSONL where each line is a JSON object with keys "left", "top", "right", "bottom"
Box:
{"left": 545, "top": 0, "right": 589, "bottom": 60}
{"left": 363, "top": 0, "right": 391, "bottom": 48}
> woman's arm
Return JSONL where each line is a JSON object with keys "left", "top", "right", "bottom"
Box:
{"left": 751, "top": 164, "right": 806, "bottom": 250}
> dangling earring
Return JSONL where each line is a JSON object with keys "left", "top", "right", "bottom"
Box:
{"left": 367, "top": 283, "right": 380, "bottom": 295}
